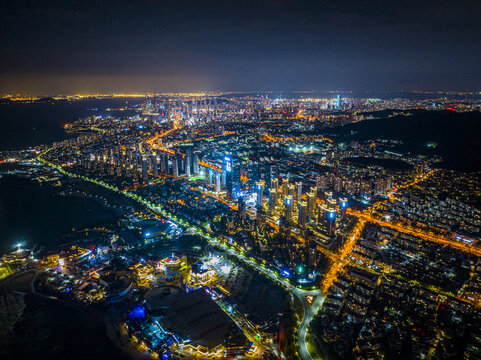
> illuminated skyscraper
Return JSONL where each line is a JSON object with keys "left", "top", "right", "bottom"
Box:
{"left": 319, "top": 205, "right": 336, "bottom": 236}
{"left": 185, "top": 151, "right": 192, "bottom": 176}
{"left": 162, "top": 154, "right": 169, "bottom": 174}
{"left": 271, "top": 178, "right": 278, "bottom": 191}
{"left": 256, "top": 181, "right": 264, "bottom": 207}
{"left": 339, "top": 197, "right": 348, "bottom": 218}
{"left": 327, "top": 210, "right": 336, "bottom": 236}
{"left": 288, "top": 184, "right": 295, "bottom": 199}
{"left": 173, "top": 157, "right": 179, "bottom": 178}
{"left": 215, "top": 172, "right": 221, "bottom": 192}
{"left": 298, "top": 201, "right": 307, "bottom": 228}
{"left": 142, "top": 158, "right": 149, "bottom": 183}
{"left": 151, "top": 155, "right": 158, "bottom": 177}
{"left": 193, "top": 154, "right": 199, "bottom": 174}
{"left": 269, "top": 188, "right": 277, "bottom": 214}
{"left": 327, "top": 198, "right": 337, "bottom": 211}
{"left": 238, "top": 198, "right": 247, "bottom": 222}
{"left": 307, "top": 192, "right": 316, "bottom": 220}
{"left": 296, "top": 181, "right": 303, "bottom": 201}
{"left": 207, "top": 169, "right": 213, "bottom": 186}
{"left": 282, "top": 178, "right": 289, "bottom": 200}
{"left": 285, "top": 195, "right": 293, "bottom": 222}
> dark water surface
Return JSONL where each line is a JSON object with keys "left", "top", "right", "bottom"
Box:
{"left": 0, "top": 99, "right": 140, "bottom": 151}
{"left": 0, "top": 176, "right": 117, "bottom": 254}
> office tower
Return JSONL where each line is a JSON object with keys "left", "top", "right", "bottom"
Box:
{"left": 310, "top": 186, "right": 317, "bottom": 200}
{"left": 256, "top": 181, "right": 264, "bottom": 207}
{"left": 298, "top": 201, "right": 307, "bottom": 228}
{"left": 215, "top": 172, "right": 221, "bottom": 192}
{"left": 269, "top": 188, "right": 277, "bottom": 214}
{"left": 296, "top": 181, "right": 303, "bottom": 201}
{"left": 325, "top": 190, "right": 333, "bottom": 200}
{"left": 285, "top": 195, "right": 293, "bottom": 222}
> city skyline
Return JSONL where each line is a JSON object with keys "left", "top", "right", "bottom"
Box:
{"left": 1, "top": 1, "right": 481, "bottom": 359}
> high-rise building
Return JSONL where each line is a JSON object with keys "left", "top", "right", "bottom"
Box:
{"left": 207, "top": 169, "right": 213, "bottom": 186}
{"left": 327, "top": 198, "right": 337, "bottom": 211}
{"left": 319, "top": 205, "right": 336, "bottom": 236}
{"left": 288, "top": 184, "right": 295, "bottom": 199}
{"left": 296, "top": 181, "right": 303, "bottom": 201}
{"left": 325, "top": 191, "right": 333, "bottom": 200}
{"left": 285, "top": 195, "right": 293, "bottom": 222}
{"left": 282, "top": 178, "right": 289, "bottom": 200}
{"left": 193, "top": 154, "right": 199, "bottom": 174}
{"left": 215, "top": 172, "right": 221, "bottom": 192}
{"left": 162, "top": 154, "right": 169, "bottom": 174}
{"left": 271, "top": 178, "right": 278, "bottom": 191}
{"left": 151, "top": 155, "right": 158, "bottom": 177}
{"left": 185, "top": 151, "right": 192, "bottom": 176}
{"left": 256, "top": 181, "right": 264, "bottom": 208}
{"left": 298, "top": 201, "right": 307, "bottom": 228}
{"left": 339, "top": 197, "right": 348, "bottom": 218}
{"left": 269, "top": 188, "right": 277, "bottom": 214}
{"left": 307, "top": 192, "right": 316, "bottom": 220}
{"left": 238, "top": 198, "right": 247, "bottom": 222}
{"left": 142, "top": 158, "right": 149, "bottom": 183}
{"left": 173, "top": 157, "right": 179, "bottom": 178}
{"left": 327, "top": 210, "right": 336, "bottom": 236}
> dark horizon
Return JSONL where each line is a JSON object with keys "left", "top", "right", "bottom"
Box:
{"left": 1, "top": 0, "right": 480, "bottom": 95}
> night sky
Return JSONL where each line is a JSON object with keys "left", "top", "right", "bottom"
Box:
{"left": 1, "top": 0, "right": 480, "bottom": 94}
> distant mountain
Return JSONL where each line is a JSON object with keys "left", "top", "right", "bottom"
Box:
{"left": 327, "top": 110, "right": 481, "bottom": 171}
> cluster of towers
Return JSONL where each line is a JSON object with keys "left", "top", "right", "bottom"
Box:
{"left": 262, "top": 176, "right": 349, "bottom": 236}
{"left": 95, "top": 145, "right": 200, "bottom": 183}
{"left": 146, "top": 97, "right": 220, "bottom": 126}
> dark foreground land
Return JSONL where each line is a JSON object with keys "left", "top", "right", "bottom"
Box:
{"left": 0, "top": 271, "right": 129, "bottom": 360}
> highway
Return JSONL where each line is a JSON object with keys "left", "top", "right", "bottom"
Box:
{"left": 295, "top": 290, "right": 324, "bottom": 360}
